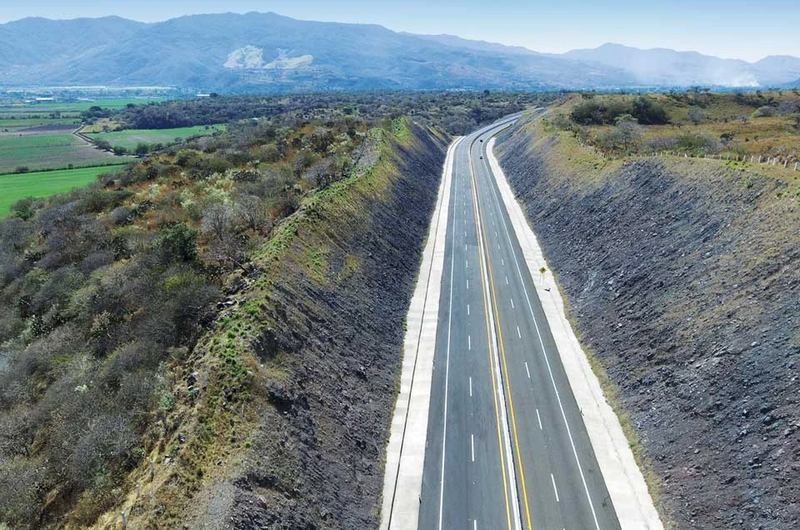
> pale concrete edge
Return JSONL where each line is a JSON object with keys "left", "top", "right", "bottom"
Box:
{"left": 487, "top": 137, "right": 664, "bottom": 530}
{"left": 379, "top": 136, "right": 463, "bottom": 530}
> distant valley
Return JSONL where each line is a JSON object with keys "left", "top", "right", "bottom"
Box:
{"left": 1, "top": 12, "right": 798, "bottom": 91}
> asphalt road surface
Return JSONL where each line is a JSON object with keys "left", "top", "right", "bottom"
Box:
{"left": 418, "top": 117, "right": 622, "bottom": 530}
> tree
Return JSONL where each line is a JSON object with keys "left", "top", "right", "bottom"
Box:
{"left": 631, "top": 96, "right": 668, "bottom": 125}
{"left": 614, "top": 114, "right": 643, "bottom": 151}
{"left": 134, "top": 143, "right": 150, "bottom": 156}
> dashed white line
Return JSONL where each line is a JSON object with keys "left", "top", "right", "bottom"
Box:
{"left": 536, "top": 409, "right": 543, "bottom": 430}
{"left": 473, "top": 520, "right": 477, "bottom": 530}
{"left": 501, "top": 258, "right": 505, "bottom": 266}
{"left": 467, "top": 304, "right": 470, "bottom": 316}
{"left": 469, "top": 376, "right": 473, "bottom": 397}
{"left": 516, "top": 326, "right": 522, "bottom": 339}
{"left": 471, "top": 434, "right": 475, "bottom": 462}
{"left": 468, "top": 335, "right": 472, "bottom": 350}
{"left": 466, "top": 279, "right": 469, "bottom": 290}
{"left": 466, "top": 259, "right": 469, "bottom": 269}
{"left": 510, "top": 298, "right": 515, "bottom": 309}
{"left": 525, "top": 362, "right": 530, "bottom": 379}
{"left": 505, "top": 276, "right": 509, "bottom": 285}
{"left": 551, "top": 473, "right": 560, "bottom": 502}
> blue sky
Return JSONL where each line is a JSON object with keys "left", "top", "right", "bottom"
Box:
{"left": 0, "top": 0, "right": 797, "bottom": 61}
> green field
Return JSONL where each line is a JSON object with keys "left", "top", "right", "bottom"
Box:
{"left": 87, "top": 124, "right": 226, "bottom": 150}
{"left": 0, "top": 132, "right": 120, "bottom": 174}
{"left": 0, "top": 117, "right": 82, "bottom": 129}
{"left": 0, "top": 165, "right": 126, "bottom": 216}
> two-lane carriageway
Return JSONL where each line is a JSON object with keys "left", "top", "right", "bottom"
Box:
{"left": 418, "top": 117, "right": 622, "bottom": 530}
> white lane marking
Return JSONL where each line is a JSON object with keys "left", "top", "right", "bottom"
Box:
{"left": 471, "top": 434, "right": 475, "bottom": 462}
{"left": 516, "top": 326, "right": 522, "bottom": 339}
{"left": 495, "top": 231, "right": 498, "bottom": 238}
{"left": 551, "top": 473, "right": 560, "bottom": 502}
{"left": 473, "top": 520, "right": 477, "bottom": 530}
{"left": 505, "top": 276, "right": 509, "bottom": 285}
{"left": 482, "top": 141, "right": 602, "bottom": 530}
{"left": 525, "top": 362, "right": 530, "bottom": 379}
{"left": 437, "top": 142, "right": 461, "bottom": 530}
{"left": 501, "top": 258, "right": 505, "bottom": 266}
{"left": 536, "top": 409, "right": 543, "bottom": 430}
{"left": 467, "top": 304, "right": 470, "bottom": 315}
{"left": 466, "top": 279, "right": 469, "bottom": 290}
{"left": 510, "top": 298, "right": 515, "bottom": 309}
{"left": 465, "top": 244, "right": 467, "bottom": 251}
{"left": 469, "top": 376, "right": 473, "bottom": 397}
{"left": 466, "top": 259, "right": 469, "bottom": 269}
{"left": 468, "top": 335, "right": 472, "bottom": 350}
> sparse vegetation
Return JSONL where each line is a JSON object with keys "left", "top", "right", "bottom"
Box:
{"left": 556, "top": 90, "right": 800, "bottom": 164}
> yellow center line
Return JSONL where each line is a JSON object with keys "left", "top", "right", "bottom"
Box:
{"left": 468, "top": 142, "right": 513, "bottom": 530}
{"left": 470, "top": 134, "right": 534, "bottom": 530}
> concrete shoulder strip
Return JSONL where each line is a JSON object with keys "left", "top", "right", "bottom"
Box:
{"left": 380, "top": 136, "right": 462, "bottom": 530}
{"left": 486, "top": 137, "right": 663, "bottom": 530}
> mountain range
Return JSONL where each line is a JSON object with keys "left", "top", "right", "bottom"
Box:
{"left": 0, "top": 12, "right": 798, "bottom": 92}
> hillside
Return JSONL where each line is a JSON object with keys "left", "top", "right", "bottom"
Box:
{"left": 0, "top": 13, "right": 629, "bottom": 91}
{"left": 0, "top": 111, "right": 449, "bottom": 527}
{"left": 496, "top": 108, "right": 800, "bottom": 528}
{"left": 562, "top": 43, "right": 800, "bottom": 87}
{"left": 2, "top": 14, "right": 798, "bottom": 91}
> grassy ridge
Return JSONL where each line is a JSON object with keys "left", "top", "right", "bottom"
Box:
{"left": 553, "top": 90, "right": 800, "bottom": 166}
{"left": 0, "top": 165, "right": 126, "bottom": 216}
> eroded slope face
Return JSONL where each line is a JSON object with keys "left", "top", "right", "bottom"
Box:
{"left": 496, "top": 113, "right": 799, "bottom": 529}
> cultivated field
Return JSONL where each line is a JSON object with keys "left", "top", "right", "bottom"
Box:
{"left": 87, "top": 124, "right": 225, "bottom": 150}
{"left": 0, "top": 164, "right": 126, "bottom": 216}
{"left": 0, "top": 126, "right": 121, "bottom": 174}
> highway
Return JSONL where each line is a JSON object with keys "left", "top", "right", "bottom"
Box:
{"left": 418, "top": 117, "right": 622, "bottom": 530}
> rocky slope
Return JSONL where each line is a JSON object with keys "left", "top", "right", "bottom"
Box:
{"left": 496, "top": 113, "right": 799, "bottom": 529}
{"left": 97, "top": 119, "right": 449, "bottom": 529}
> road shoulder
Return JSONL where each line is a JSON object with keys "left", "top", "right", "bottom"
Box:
{"left": 486, "top": 136, "right": 664, "bottom": 530}
{"left": 380, "top": 136, "right": 462, "bottom": 530}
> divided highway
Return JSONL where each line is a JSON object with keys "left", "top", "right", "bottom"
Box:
{"left": 418, "top": 118, "right": 622, "bottom": 530}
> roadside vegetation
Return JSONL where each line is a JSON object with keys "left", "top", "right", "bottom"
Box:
{"left": 0, "top": 96, "right": 449, "bottom": 526}
{"left": 548, "top": 89, "right": 800, "bottom": 167}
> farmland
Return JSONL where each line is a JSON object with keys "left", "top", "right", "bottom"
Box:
{"left": 87, "top": 124, "right": 225, "bottom": 150}
{"left": 0, "top": 165, "right": 126, "bottom": 216}
{"left": 0, "top": 127, "right": 121, "bottom": 174}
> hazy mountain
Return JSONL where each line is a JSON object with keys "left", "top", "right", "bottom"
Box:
{"left": 561, "top": 43, "right": 799, "bottom": 87}
{"left": 0, "top": 16, "right": 146, "bottom": 73}
{"left": 0, "top": 13, "right": 796, "bottom": 91}
{"left": 407, "top": 33, "right": 539, "bottom": 56}
{"left": 0, "top": 12, "right": 629, "bottom": 91}
{"left": 752, "top": 55, "right": 800, "bottom": 85}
